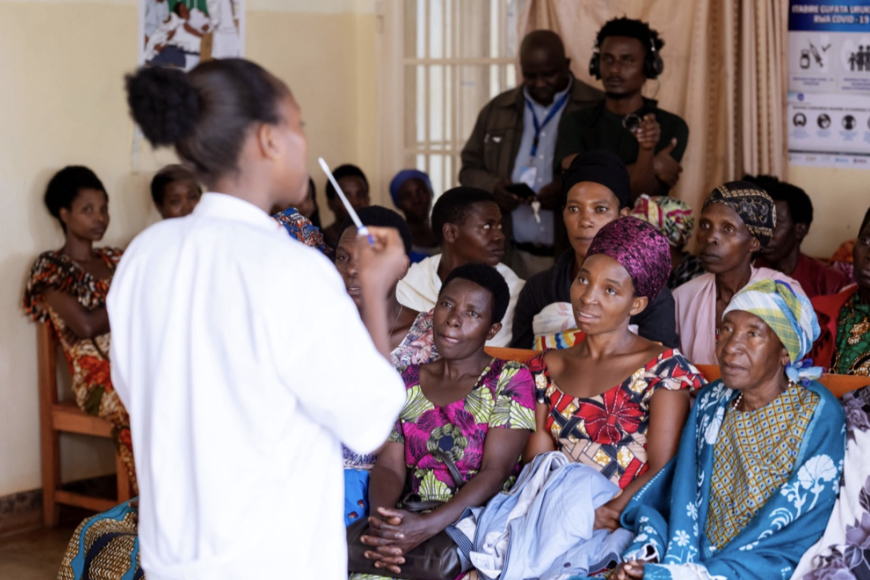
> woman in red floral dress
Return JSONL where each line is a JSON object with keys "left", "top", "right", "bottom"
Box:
{"left": 524, "top": 217, "right": 705, "bottom": 533}
{"left": 24, "top": 166, "right": 135, "bottom": 490}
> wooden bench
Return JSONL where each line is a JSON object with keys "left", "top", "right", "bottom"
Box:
{"left": 485, "top": 347, "right": 870, "bottom": 398}
{"left": 38, "top": 322, "right": 132, "bottom": 527}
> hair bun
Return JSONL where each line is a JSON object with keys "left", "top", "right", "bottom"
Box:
{"left": 125, "top": 66, "right": 200, "bottom": 146}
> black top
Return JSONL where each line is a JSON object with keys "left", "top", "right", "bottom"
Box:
{"left": 510, "top": 250, "right": 680, "bottom": 349}
{"left": 555, "top": 98, "right": 689, "bottom": 168}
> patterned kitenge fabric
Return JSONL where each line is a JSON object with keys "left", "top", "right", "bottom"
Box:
{"left": 668, "top": 253, "right": 705, "bottom": 290}
{"left": 706, "top": 382, "right": 817, "bottom": 549}
{"left": 630, "top": 194, "right": 695, "bottom": 249}
{"left": 724, "top": 279, "right": 822, "bottom": 383}
{"left": 702, "top": 181, "right": 776, "bottom": 247}
{"left": 57, "top": 499, "right": 142, "bottom": 580}
{"left": 23, "top": 248, "right": 136, "bottom": 490}
{"left": 391, "top": 310, "right": 439, "bottom": 369}
{"left": 350, "top": 358, "right": 535, "bottom": 580}
{"left": 389, "top": 358, "right": 535, "bottom": 501}
{"left": 833, "top": 292, "right": 870, "bottom": 376}
{"left": 271, "top": 207, "right": 331, "bottom": 257}
{"left": 586, "top": 217, "right": 672, "bottom": 300}
{"left": 529, "top": 349, "right": 705, "bottom": 489}
{"left": 614, "top": 379, "right": 845, "bottom": 580}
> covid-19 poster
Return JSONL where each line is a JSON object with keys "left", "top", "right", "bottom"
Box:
{"left": 788, "top": 0, "right": 870, "bottom": 167}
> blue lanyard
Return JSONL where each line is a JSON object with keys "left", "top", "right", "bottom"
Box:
{"left": 525, "top": 90, "right": 570, "bottom": 158}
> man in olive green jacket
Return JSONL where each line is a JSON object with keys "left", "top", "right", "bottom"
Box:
{"left": 459, "top": 30, "right": 602, "bottom": 277}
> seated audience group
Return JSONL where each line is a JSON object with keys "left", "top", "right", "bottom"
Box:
{"left": 27, "top": 17, "right": 870, "bottom": 580}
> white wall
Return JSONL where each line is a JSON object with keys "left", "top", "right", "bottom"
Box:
{"left": 0, "top": 0, "right": 380, "bottom": 497}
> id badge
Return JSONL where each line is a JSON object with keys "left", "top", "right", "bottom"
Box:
{"left": 518, "top": 165, "right": 537, "bottom": 189}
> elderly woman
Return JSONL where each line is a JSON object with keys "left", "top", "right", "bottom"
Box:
{"left": 512, "top": 151, "right": 680, "bottom": 350}
{"left": 674, "top": 182, "right": 805, "bottom": 364}
{"left": 525, "top": 217, "right": 705, "bottom": 531}
{"left": 630, "top": 194, "right": 704, "bottom": 290}
{"left": 811, "top": 207, "right": 870, "bottom": 375}
{"left": 350, "top": 263, "right": 536, "bottom": 579}
{"left": 611, "top": 280, "right": 846, "bottom": 580}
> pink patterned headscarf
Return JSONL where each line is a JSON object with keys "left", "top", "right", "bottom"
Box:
{"left": 585, "top": 217, "right": 671, "bottom": 300}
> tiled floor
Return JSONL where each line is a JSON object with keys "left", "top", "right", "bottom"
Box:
{"left": 0, "top": 524, "right": 77, "bottom": 580}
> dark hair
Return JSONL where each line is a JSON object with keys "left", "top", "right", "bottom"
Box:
{"left": 44, "top": 166, "right": 107, "bottom": 230}
{"left": 339, "top": 206, "right": 413, "bottom": 257}
{"left": 860, "top": 205, "right": 870, "bottom": 233}
{"left": 150, "top": 164, "right": 202, "bottom": 206}
{"left": 742, "top": 174, "right": 813, "bottom": 226}
{"left": 125, "top": 59, "right": 289, "bottom": 185}
{"left": 596, "top": 17, "right": 663, "bottom": 53}
{"left": 325, "top": 164, "right": 369, "bottom": 201}
{"left": 431, "top": 187, "right": 498, "bottom": 245}
{"left": 441, "top": 263, "right": 510, "bottom": 325}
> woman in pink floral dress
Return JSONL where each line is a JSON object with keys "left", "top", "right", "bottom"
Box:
{"left": 351, "top": 264, "right": 536, "bottom": 579}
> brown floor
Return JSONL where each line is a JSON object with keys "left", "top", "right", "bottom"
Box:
{"left": 0, "top": 523, "right": 77, "bottom": 580}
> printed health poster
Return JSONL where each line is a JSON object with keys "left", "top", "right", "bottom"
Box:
{"left": 788, "top": 0, "right": 870, "bottom": 167}
{"left": 139, "top": 0, "right": 244, "bottom": 71}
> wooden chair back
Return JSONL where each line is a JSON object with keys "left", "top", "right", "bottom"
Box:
{"left": 37, "top": 322, "right": 132, "bottom": 526}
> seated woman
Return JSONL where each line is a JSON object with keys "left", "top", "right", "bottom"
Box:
{"left": 23, "top": 166, "right": 136, "bottom": 489}
{"left": 271, "top": 178, "right": 330, "bottom": 256}
{"left": 811, "top": 207, "right": 870, "bottom": 375}
{"left": 629, "top": 194, "right": 704, "bottom": 290}
{"left": 335, "top": 206, "right": 437, "bottom": 371}
{"left": 612, "top": 280, "right": 845, "bottom": 580}
{"left": 335, "top": 206, "right": 439, "bottom": 526}
{"left": 525, "top": 217, "right": 704, "bottom": 532}
{"left": 511, "top": 151, "right": 680, "bottom": 350}
{"left": 674, "top": 181, "right": 805, "bottom": 364}
{"left": 150, "top": 163, "right": 202, "bottom": 219}
{"left": 351, "top": 263, "right": 536, "bottom": 579}
{"left": 390, "top": 169, "right": 439, "bottom": 261}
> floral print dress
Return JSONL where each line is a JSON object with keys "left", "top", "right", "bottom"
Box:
{"left": 528, "top": 349, "right": 705, "bottom": 489}
{"left": 350, "top": 358, "right": 535, "bottom": 580}
{"left": 23, "top": 248, "right": 136, "bottom": 490}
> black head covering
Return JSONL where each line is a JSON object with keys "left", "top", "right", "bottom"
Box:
{"left": 702, "top": 181, "right": 776, "bottom": 247}
{"left": 562, "top": 150, "right": 631, "bottom": 209}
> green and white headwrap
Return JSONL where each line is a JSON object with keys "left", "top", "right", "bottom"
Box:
{"left": 724, "top": 279, "right": 822, "bottom": 381}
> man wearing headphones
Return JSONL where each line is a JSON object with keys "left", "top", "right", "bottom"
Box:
{"left": 555, "top": 17, "right": 688, "bottom": 202}
{"left": 460, "top": 30, "right": 603, "bottom": 279}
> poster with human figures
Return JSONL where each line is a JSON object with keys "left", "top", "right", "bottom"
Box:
{"left": 788, "top": 0, "right": 870, "bottom": 167}
{"left": 139, "top": 0, "right": 244, "bottom": 71}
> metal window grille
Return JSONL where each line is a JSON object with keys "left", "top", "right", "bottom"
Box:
{"left": 399, "top": 0, "right": 521, "bottom": 197}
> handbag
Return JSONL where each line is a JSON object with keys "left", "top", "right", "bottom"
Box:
{"left": 346, "top": 448, "right": 469, "bottom": 580}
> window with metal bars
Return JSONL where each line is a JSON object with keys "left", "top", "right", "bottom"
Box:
{"left": 398, "top": 0, "right": 522, "bottom": 198}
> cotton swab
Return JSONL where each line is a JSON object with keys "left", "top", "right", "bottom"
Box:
{"left": 318, "top": 157, "right": 375, "bottom": 245}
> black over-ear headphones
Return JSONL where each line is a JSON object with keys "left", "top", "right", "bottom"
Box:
{"left": 589, "top": 30, "right": 664, "bottom": 80}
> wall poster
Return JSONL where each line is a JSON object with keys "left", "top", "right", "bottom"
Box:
{"left": 788, "top": 0, "right": 870, "bottom": 167}
{"left": 139, "top": 0, "right": 244, "bottom": 71}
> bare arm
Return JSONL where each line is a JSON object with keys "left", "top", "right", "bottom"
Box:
{"left": 594, "top": 388, "right": 690, "bottom": 530}
{"left": 363, "top": 428, "right": 531, "bottom": 573}
{"left": 367, "top": 441, "right": 408, "bottom": 517}
{"left": 43, "top": 289, "right": 110, "bottom": 338}
{"left": 523, "top": 400, "right": 556, "bottom": 463}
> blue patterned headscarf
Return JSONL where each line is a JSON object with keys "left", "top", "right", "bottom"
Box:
{"left": 389, "top": 169, "right": 432, "bottom": 206}
{"left": 724, "top": 279, "right": 822, "bottom": 381}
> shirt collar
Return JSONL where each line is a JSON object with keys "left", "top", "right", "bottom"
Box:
{"left": 523, "top": 75, "right": 574, "bottom": 112}
{"left": 194, "top": 192, "right": 283, "bottom": 232}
